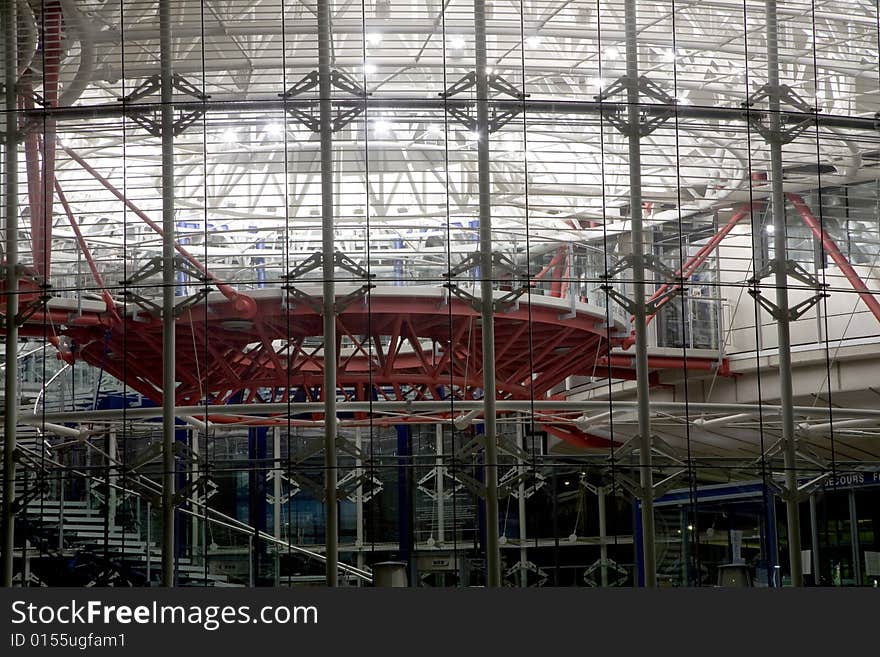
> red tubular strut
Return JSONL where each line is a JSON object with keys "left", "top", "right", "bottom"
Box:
{"left": 59, "top": 145, "right": 256, "bottom": 318}
{"left": 55, "top": 181, "right": 120, "bottom": 322}
{"left": 788, "top": 193, "right": 880, "bottom": 324}
{"left": 622, "top": 202, "right": 760, "bottom": 349}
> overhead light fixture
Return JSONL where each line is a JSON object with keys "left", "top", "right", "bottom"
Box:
{"left": 604, "top": 46, "right": 620, "bottom": 60}
{"left": 589, "top": 77, "right": 605, "bottom": 92}
{"left": 525, "top": 35, "right": 542, "bottom": 48}
{"left": 264, "top": 122, "right": 284, "bottom": 138}
{"left": 366, "top": 32, "right": 383, "bottom": 46}
{"left": 449, "top": 35, "right": 466, "bottom": 50}
{"left": 363, "top": 61, "right": 377, "bottom": 75}
{"left": 373, "top": 119, "right": 392, "bottom": 136}
{"left": 221, "top": 128, "right": 238, "bottom": 145}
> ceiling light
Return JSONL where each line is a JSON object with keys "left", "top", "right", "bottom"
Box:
{"left": 449, "top": 35, "right": 466, "bottom": 50}
{"left": 604, "top": 46, "right": 620, "bottom": 60}
{"left": 765, "top": 223, "right": 775, "bottom": 234}
{"left": 221, "top": 128, "right": 238, "bottom": 144}
{"left": 590, "top": 77, "right": 605, "bottom": 92}
{"left": 366, "top": 32, "right": 383, "bottom": 46}
{"left": 264, "top": 122, "right": 284, "bottom": 138}
{"left": 363, "top": 61, "right": 377, "bottom": 75}
{"left": 373, "top": 119, "right": 392, "bottom": 136}
{"left": 525, "top": 35, "right": 542, "bottom": 48}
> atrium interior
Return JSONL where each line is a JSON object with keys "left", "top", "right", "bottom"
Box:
{"left": 2, "top": 0, "right": 880, "bottom": 587}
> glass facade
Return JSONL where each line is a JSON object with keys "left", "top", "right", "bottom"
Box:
{"left": 2, "top": 0, "right": 880, "bottom": 587}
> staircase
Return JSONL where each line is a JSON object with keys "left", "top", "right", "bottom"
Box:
{"left": 2, "top": 431, "right": 233, "bottom": 587}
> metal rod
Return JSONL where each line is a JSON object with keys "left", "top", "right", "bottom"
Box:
{"left": 22, "top": 398, "right": 880, "bottom": 423}
{"left": 19, "top": 94, "right": 880, "bottom": 134}
{"left": 2, "top": 0, "right": 19, "bottom": 587}
{"left": 598, "top": 485, "right": 609, "bottom": 587}
{"left": 765, "top": 0, "right": 802, "bottom": 587}
{"left": 788, "top": 193, "right": 880, "bottom": 324}
{"left": 848, "top": 489, "right": 861, "bottom": 585}
{"left": 623, "top": 0, "right": 656, "bottom": 587}
{"left": 474, "top": 0, "right": 500, "bottom": 588}
{"left": 355, "top": 427, "right": 365, "bottom": 579}
{"left": 273, "top": 425, "right": 281, "bottom": 585}
{"left": 435, "top": 424, "right": 445, "bottom": 545}
{"left": 59, "top": 145, "right": 250, "bottom": 309}
{"left": 809, "top": 492, "right": 820, "bottom": 584}
{"left": 317, "top": 0, "right": 338, "bottom": 587}
{"left": 159, "top": 0, "right": 176, "bottom": 587}
{"left": 516, "top": 418, "right": 527, "bottom": 588}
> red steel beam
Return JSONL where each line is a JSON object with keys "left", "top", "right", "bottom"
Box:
{"left": 787, "top": 193, "right": 880, "bottom": 325}
{"left": 645, "top": 202, "right": 759, "bottom": 326}
{"left": 58, "top": 145, "right": 257, "bottom": 318}
{"left": 54, "top": 181, "right": 120, "bottom": 322}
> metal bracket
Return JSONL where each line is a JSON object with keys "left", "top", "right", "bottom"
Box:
{"left": 600, "top": 254, "right": 688, "bottom": 316}
{"left": 748, "top": 258, "right": 829, "bottom": 321}
{"left": 119, "top": 256, "right": 213, "bottom": 318}
{"left": 742, "top": 83, "right": 818, "bottom": 145}
{"left": 280, "top": 70, "right": 368, "bottom": 133}
{"left": 119, "top": 73, "right": 209, "bottom": 137}
{"left": 441, "top": 251, "right": 531, "bottom": 312}
{"left": 336, "top": 469, "right": 383, "bottom": 503}
{"left": 281, "top": 250, "right": 377, "bottom": 315}
{"left": 439, "top": 71, "right": 528, "bottom": 134}
{"left": 596, "top": 75, "right": 678, "bottom": 137}
{"left": 0, "top": 267, "right": 52, "bottom": 330}
{"left": 266, "top": 470, "right": 300, "bottom": 505}
{"left": 172, "top": 474, "right": 218, "bottom": 507}
{"left": 498, "top": 467, "right": 547, "bottom": 499}
{"left": 279, "top": 71, "right": 320, "bottom": 98}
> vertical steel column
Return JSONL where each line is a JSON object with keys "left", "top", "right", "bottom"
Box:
{"left": 355, "top": 427, "right": 365, "bottom": 579}
{"left": 765, "top": 0, "right": 802, "bottom": 587}
{"left": 516, "top": 419, "right": 528, "bottom": 588}
{"left": 273, "top": 426, "right": 282, "bottom": 586}
{"left": 159, "top": 0, "right": 176, "bottom": 587}
{"left": 191, "top": 427, "right": 200, "bottom": 564}
{"left": 598, "top": 486, "right": 609, "bottom": 587}
{"left": 1, "top": 0, "right": 19, "bottom": 587}
{"left": 473, "top": 0, "right": 501, "bottom": 589}
{"left": 435, "top": 424, "right": 445, "bottom": 545}
{"left": 809, "top": 492, "right": 820, "bottom": 583}
{"left": 848, "top": 490, "right": 861, "bottom": 584}
{"left": 317, "top": 0, "right": 338, "bottom": 587}
{"left": 623, "top": 0, "right": 656, "bottom": 587}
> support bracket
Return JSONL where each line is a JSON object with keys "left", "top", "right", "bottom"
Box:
{"left": 119, "top": 73, "right": 210, "bottom": 137}
{"left": 281, "top": 250, "right": 376, "bottom": 315}
{"left": 442, "top": 251, "right": 531, "bottom": 313}
{"left": 748, "top": 258, "right": 828, "bottom": 321}
{"left": 743, "top": 83, "right": 818, "bottom": 145}
{"left": 120, "top": 256, "right": 213, "bottom": 318}
{"left": 279, "top": 70, "right": 369, "bottom": 133}
{"left": 596, "top": 75, "right": 678, "bottom": 137}
{"left": 439, "top": 71, "right": 529, "bottom": 134}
